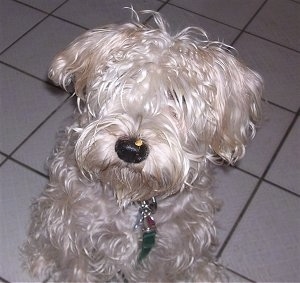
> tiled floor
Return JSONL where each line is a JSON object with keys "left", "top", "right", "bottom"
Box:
{"left": 0, "top": 0, "right": 299, "bottom": 282}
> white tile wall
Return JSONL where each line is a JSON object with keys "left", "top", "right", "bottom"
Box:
{"left": 0, "top": 0, "right": 299, "bottom": 282}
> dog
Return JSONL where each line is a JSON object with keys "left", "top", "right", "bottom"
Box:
{"left": 23, "top": 10, "right": 262, "bottom": 282}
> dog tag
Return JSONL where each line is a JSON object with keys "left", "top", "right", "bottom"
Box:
{"left": 138, "top": 230, "right": 156, "bottom": 262}
{"left": 134, "top": 210, "right": 144, "bottom": 230}
{"left": 143, "top": 215, "right": 156, "bottom": 231}
{"left": 135, "top": 197, "right": 157, "bottom": 262}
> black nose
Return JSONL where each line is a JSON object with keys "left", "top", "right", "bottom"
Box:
{"left": 115, "top": 138, "right": 149, "bottom": 163}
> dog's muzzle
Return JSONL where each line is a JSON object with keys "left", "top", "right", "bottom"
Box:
{"left": 115, "top": 137, "right": 149, "bottom": 163}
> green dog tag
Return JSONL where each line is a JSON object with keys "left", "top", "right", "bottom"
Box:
{"left": 138, "top": 230, "right": 156, "bottom": 262}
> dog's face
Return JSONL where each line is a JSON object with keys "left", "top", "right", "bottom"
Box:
{"left": 49, "top": 14, "right": 262, "bottom": 203}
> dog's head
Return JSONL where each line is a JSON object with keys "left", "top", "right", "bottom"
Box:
{"left": 49, "top": 11, "right": 262, "bottom": 203}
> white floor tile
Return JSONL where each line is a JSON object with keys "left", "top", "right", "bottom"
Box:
{"left": 0, "top": 64, "right": 66, "bottom": 154}
{"left": 234, "top": 33, "right": 300, "bottom": 112}
{"left": 0, "top": 0, "right": 46, "bottom": 53}
{"left": 213, "top": 168, "right": 258, "bottom": 252}
{"left": 159, "top": 4, "right": 240, "bottom": 45}
{"left": 266, "top": 118, "right": 300, "bottom": 195}
{"left": 0, "top": 160, "right": 47, "bottom": 282}
{"left": 221, "top": 182, "right": 300, "bottom": 282}
{"left": 237, "top": 104, "right": 294, "bottom": 177}
{"left": 0, "top": 16, "right": 85, "bottom": 80}
{"left": 170, "top": 0, "right": 264, "bottom": 29}
{"left": 13, "top": 99, "right": 76, "bottom": 175}
{"left": 54, "top": 0, "right": 164, "bottom": 28}
{"left": 17, "top": 0, "right": 66, "bottom": 13}
{"left": 247, "top": 0, "right": 300, "bottom": 51}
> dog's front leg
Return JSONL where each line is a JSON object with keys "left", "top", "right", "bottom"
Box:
{"left": 22, "top": 178, "right": 96, "bottom": 282}
{"left": 185, "top": 260, "right": 226, "bottom": 283}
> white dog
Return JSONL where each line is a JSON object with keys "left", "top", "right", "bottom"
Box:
{"left": 23, "top": 11, "right": 262, "bottom": 282}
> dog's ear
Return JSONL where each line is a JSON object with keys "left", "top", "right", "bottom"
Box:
{"left": 192, "top": 46, "right": 263, "bottom": 164}
{"left": 48, "top": 26, "right": 130, "bottom": 100}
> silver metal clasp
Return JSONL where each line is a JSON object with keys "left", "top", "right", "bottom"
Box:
{"left": 134, "top": 197, "right": 157, "bottom": 231}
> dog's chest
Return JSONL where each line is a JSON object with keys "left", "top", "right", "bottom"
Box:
{"left": 79, "top": 186, "right": 142, "bottom": 258}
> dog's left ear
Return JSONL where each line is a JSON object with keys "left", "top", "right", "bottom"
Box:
{"left": 48, "top": 26, "right": 130, "bottom": 100}
{"left": 193, "top": 46, "right": 263, "bottom": 164}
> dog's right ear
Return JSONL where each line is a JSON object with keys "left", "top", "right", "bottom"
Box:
{"left": 48, "top": 25, "right": 130, "bottom": 100}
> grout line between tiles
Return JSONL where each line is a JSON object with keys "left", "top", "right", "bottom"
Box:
{"left": 47, "top": 0, "right": 71, "bottom": 15}
{"left": 262, "top": 179, "right": 300, "bottom": 198}
{"left": 143, "top": 0, "right": 170, "bottom": 25}
{"left": 156, "top": 1, "right": 300, "bottom": 54}
{"left": 157, "top": 0, "right": 299, "bottom": 55}
{"left": 6, "top": 95, "right": 72, "bottom": 160}
{"left": 12, "top": 0, "right": 69, "bottom": 15}
{"left": 47, "top": 14, "right": 89, "bottom": 31}
{"left": 255, "top": 108, "right": 299, "bottom": 185}
{"left": 243, "top": 30, "right": 300, "bottom": 54}
{"left": 0, "top": 152, "right": 9, "bottom": 167}
{"left": 230, "top": 0, "right": 300, "bottom": 53}
{"left": 156, "top": 0, "right": 171, "bottom": 12}
{"left": 217, "top": 107, "right": 300, "bottom": 259}
{"left": 224, "top": 266, "right": 256, "bottom": 283}
{"left": 5, "top": 156, "right": 49, "bottom": 179}
{"left": 234, "top": 166, "right": 260, "bottom": 180}
{"left": 236, "top": 162, "right": 300, "bottom": 198}
{"left": 165, "top": 2, "right": 242, "bottom": 32}
{"left": 230, "top": 0, "right": 268, "bottom": 46}
{"left": 0, "top": 60, "right": 52, "bottom": 85}
{"left": 216, "top": 176, "right": 262, "bottom": 259}
{"left": 264, "top": 99, "right": 298, "bottom": 114}
{"left": 0, "top": 159, "right": 7, "bottom": 167}
{"left": 0, "top": 14, "right": 50, "bottom": 56}
{"left": 0, "top": 151, "right": 9, "bottom": 157}
{"left": 1, "top": 2, "right": 81, "bottom": 57}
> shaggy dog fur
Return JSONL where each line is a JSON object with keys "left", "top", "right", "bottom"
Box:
{"left": 23, "top": 11, "right": 262, "bottom": 282}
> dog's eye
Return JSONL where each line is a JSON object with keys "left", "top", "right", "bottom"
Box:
{"left": 167, "top": 90, "right": 186, "bottom": 104}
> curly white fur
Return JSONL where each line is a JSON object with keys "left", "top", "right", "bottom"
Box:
{"left": 22, "top": 11, "right": 262, "bottom": 282}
